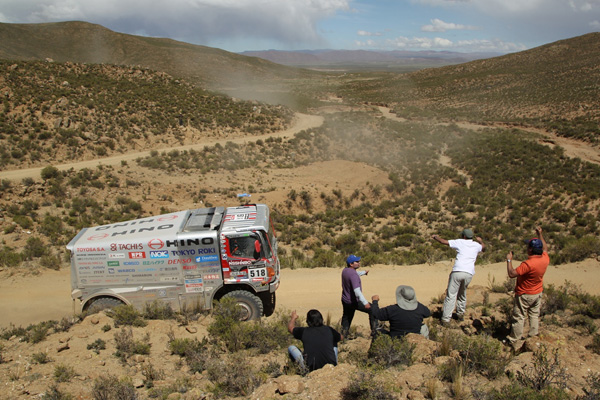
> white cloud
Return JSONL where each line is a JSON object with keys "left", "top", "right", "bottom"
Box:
{"left": 385, "top": 35, "right": 525, "bottom": 52}
{"left": 590, "top": 20, "right": 600, "bottom": 28}
{"left": 421, "top": 18, "right": 478, "bottom": 32}
{"left": 357, "top": 30, "right": 382, "bottom": 36}
{"left": 0, "top": 0, "right": 351, "bottom": 49}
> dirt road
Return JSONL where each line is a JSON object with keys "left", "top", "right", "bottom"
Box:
{"left": 0, "top": 113, "right": 324, "bottom": 182}
{"left": 2, "top": 259, "right": 599, "bottom": 329}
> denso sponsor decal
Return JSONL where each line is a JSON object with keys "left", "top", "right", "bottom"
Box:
{"left": 76, "top": 247, "right": 106, "bottom": 252}
{"left": 196, "top": 255, "right": 219, "bottom": 263}
{"left": 129, "top": 252, "right": 146, "bottom": 259}
{"left": 168, "top": 258, "right": 192, "bottom": 264}
{"left": 108, "top": 253, "right": 125, "bottom": 259}
{"left": 107, "top": 261, "right": 120, "bottom": 267}
{"left": 150, "top": 251, "right": 169, "bottom": 259}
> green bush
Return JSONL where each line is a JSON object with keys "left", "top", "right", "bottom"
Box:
{"left": 484, "top": 382, "right": 569, "bottom": 400}
{"left": 41, "top": 384, "right": 73, "bottom": 400}
{"left": 340, "top": 370, "right": 397, "bottom": 400}
{"left": 113, "top": 328, "right": 151, "bottom": 361}
{"left": 87, "top": 339, "right": 107, "bottom": 354}
{"left": 53, "top": 364, "right": 76, "bottom": 383}
{"left": 587, "top": 334, "right": 600, "bottom": 355}
{"left": 91, "top": 375, "right": 137, "bottom": 400}
{"left": 517, "top": 344, "right": 570, "bottom": 391}
{"left": 367, "top": 334, "right": 415, "bottom": 369}
{"left": 32, "top": 351, "right": 52, "bottom": 364}
{"left": 580, "top": 372, "right": 600, "bottom": 400}
{"left": 107, "top": 304, "right": 147, "bottom": 327}
{"left": 207, "top": 353, "right": 263, "bottom": 397}
{"left": 142, "top": 300, "right": 176, "bottom": 320}
{"left": 449, "top": 334, "right": 510, "bottom": 379}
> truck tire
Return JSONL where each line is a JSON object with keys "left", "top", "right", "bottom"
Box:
{"left": 223, "top": 291, "right": 263, "bottom": 321}
{"left": 86, "top": 297, "right": 124, "bottom": 314}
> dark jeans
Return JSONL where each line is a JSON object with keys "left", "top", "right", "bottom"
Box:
{"left": 341, "top": 301, "right": 378, "bottom": 336}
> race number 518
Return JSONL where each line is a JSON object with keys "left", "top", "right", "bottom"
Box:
{"left": 249, "top": 268, "right": 267, "bottom": 279}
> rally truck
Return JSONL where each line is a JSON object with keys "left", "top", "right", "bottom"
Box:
{"left": 66, "top": 204, "right": 280, "bottom": 320}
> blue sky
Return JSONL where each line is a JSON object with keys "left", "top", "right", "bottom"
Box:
{"left": 1, "top": 0, "right": 599, "bottom": 54}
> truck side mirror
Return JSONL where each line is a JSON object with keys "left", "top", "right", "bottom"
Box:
{"left": 254, "top": 240, "right": 261, "bottom": 260}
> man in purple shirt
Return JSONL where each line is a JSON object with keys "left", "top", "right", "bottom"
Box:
{"left": 341, "top": 254, "right": 378, "bottom": 338}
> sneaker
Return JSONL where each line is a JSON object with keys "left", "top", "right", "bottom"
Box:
{"left": 456, "top": 314, "right": 464, "bottom": 322}
{"left": 441, "top": 320, "right": 451, "bottom": 327}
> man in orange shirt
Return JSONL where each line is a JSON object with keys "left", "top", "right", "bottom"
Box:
{"left": 506, "top": 226, "right": 549, "bottom": 347}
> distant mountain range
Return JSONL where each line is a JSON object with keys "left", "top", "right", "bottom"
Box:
{"left": 238, "top": 49, "right": 503, "bottom": 69}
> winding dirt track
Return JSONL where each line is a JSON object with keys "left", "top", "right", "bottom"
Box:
{"left": 0, "top": 113, "right": 324, "bottom": 182}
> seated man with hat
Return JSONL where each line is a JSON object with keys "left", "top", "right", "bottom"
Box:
{"left": 371, "top": 285, "right": 431, "bottom": 339}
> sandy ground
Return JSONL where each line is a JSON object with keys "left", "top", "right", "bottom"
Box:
{"left": 2, "top": 258, "right": 599, "bottom": 329}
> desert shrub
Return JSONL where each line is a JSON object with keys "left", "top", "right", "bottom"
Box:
{"left": 568, "top": 314, "right": 598, "bottom": 334}
{"left": 340, "top": 370, "right": 397, "bottom": 400}
{"left": 484, "top": 381, "right": 569, "bottom": 400}
{"left": 107, "top": 304, "right": 147, "bottom": 327}
{"left": 517, "top": 344, "right": 570, "bottom": 391}
{"left": 113, "top": 328, "right": 151, "bottom": 361}
{"left": 451, "top": 334, "right": 510, "bottom": 379}
{"left": 367, "top": 334, "right": 415, "bottom": 369}
{"left": 207, "top": 353, "right": 264, "bottom": 397}
{"left": 0, "top": 343, "right": 4, "bottom": 364}
{"left": 25, "top": 320, "right": 57, "bottom": 343}
{"left": 40, "top": 165, "right": 60, "bottom": 180}
{"left": 556, "top": 235, "right": 600, "bottom": 263}
{"left": 167, "top": 335, "right": 211, "bottom": 374}
{"left": 53, "top": 363, "right": 76, "bottom": 382}
{"left": 40, "top": 254, "right": 62, "bottom": 270}
{"left": 0, "top": 245, "right": 22, "bottom": 267}
{"left": 23, "top": 236, "right": 48, "bottom": 259}
{"left": 32, "top": 351, "right": 52, "bottom": 364}
{"left": 0, "top": 324, "right": 27, "bottom": 340}
{"left": 142, "top": 300, "right": 175, "bottom": 320}
{"left": 586, "top": 334, "right": 600, "bottom": 355}
{"left": 208, "top": 298, "right": 291, "bottom": 353}
{"left": 146, "top": 376, "right": 193, "bottom": 399}
{"left": 141, "top": 362, "right": 165, "bottom": 388}
{"left": 579, "top": 372, "right": 600, "bottom": 400}
{"left": 42, "top": 384, "right": 73, "bottom": 400}
{"left": 542, "top": 284, "right": 572, "bottom": 315}
{"left": 92, "top": 375, "right": 137, "bottom": 400}
{"left": 87, "top": 338, "right": 107, "bottom": 354}
{"left": 261, "top": 361, "right": 282, "bottom": 378}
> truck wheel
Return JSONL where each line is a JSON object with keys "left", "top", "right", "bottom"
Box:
{"left": 86, "top": 297, "right": 124, "bottom": 314}
{"left": 223, "top": 291, "right": 263, "bottom": 321}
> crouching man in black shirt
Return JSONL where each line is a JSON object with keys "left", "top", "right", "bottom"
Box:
{"left": 371, "top": 285, "right": 431, "bottom": 339}
{"left": 287, "top": 309, "right": 343, "bottom": 371}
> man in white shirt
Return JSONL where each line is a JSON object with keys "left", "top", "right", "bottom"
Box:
{"left": 432, "top": 229, "right": 485, "bottom": 325}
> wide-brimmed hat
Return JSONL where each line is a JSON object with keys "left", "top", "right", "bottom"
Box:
{"left": 396, "top": 285, "right": 418, "bottom": 310}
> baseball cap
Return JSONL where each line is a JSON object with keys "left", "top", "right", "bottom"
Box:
{"left": 346, "top": 254, "right": 361, "bottom": 264}
{"left": 461, "top": 228, "right": 474, "bottom": 239}
{"left": 525, "top": 238, "right": 543, "bottom": 250}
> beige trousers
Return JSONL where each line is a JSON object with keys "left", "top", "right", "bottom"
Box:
{"left": 507, "top": 292, "right": 543, "bottom": 343}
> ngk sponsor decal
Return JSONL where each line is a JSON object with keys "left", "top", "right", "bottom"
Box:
{"left": 150, "top": 251, "right": 169, "bottom": 259}
{"left": 108, "top": 253, "right": 125, "bottom": 259}
{"left": 196, "top": 255, "right": 219, "bottom": 263}
{"left": 129, "top": 252, "right": 146, "bottom": 259}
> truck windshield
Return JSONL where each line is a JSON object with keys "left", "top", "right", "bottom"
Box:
{"left": 229, "top": 235, "right": 259, "bottom": 259}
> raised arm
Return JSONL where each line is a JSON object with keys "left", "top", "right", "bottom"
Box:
{"left": 431, "top": 234, "right": 449, "bottom": 246}
{"left": 475, "top": 236, "right": 486, "bottom": 251}
{"left": 536, "top": 226, "right": 548, "bottom": 253}
{"left": 288, "top": 310, "right": 298, "bottom": 334}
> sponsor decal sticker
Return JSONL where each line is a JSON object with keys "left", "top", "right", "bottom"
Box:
{"left": 108, "top": 253, "right": 126, "bottom": 259}
{"left": 148, "top": 238, "right": 165, "bottom": 250}
{"left": 204, "top": 274, "right": 220, "bottom": 280}
{"left": 107, "top": 261, "right": 120, "bottom": 267}
{"left": 150, "top": 250, "right": 169, "bottom": 259}
{"left": 86, "top": 233, "right": 109, "bottom": 241}
{"left": 129, "top": 252, "right": 146, "bottom": 259}
{"left": 196, "top": 255, "right": 219, "bottom": 263}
